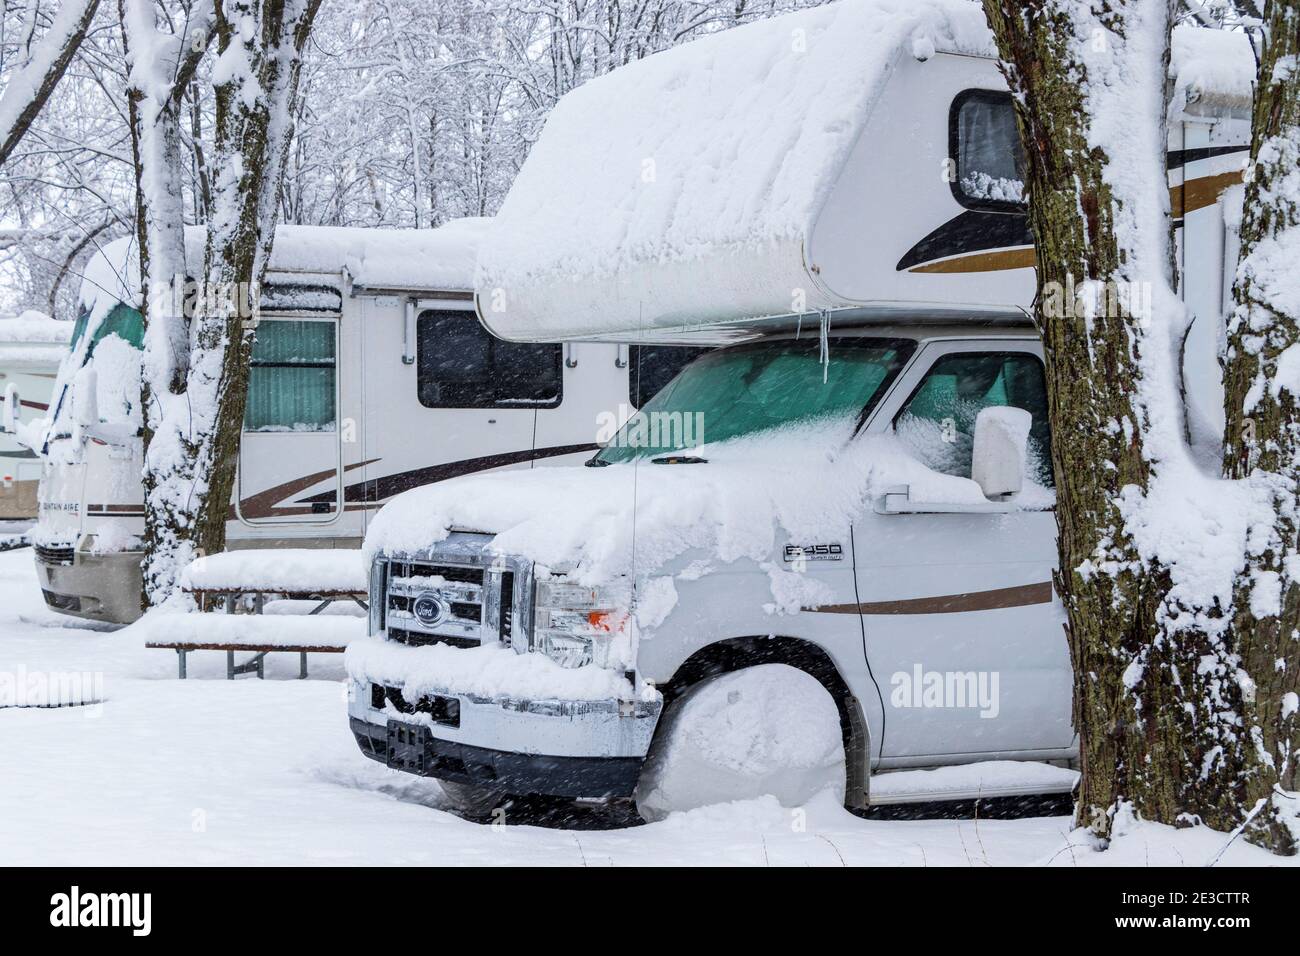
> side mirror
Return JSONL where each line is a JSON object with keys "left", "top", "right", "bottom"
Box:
{"left": 971, "top": 406, "right": 1031, "bottom": 500}
{"left": 73, "top": 367, "right": 99, "bottom": 429}
{"left": 1, "top": 383, "right": 18, "bottom": 434}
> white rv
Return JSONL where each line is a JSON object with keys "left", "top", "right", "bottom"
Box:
{"left": 26, "top": 222, "right": 706, "bottom": 623}
{"left": 344, "top": 0, "right": 1252, "bottom": 814}
{"left": 0, "top": 312, "right": 71, "bottom": 521}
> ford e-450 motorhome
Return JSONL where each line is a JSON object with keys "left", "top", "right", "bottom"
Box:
{"left": 345, "top": 0, "right": 1253, "bottom": 814}
{"left": 14, "top": 221, "right": 705, "bottom": 623}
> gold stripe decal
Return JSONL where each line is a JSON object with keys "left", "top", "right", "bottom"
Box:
{"left": 1172, "top": 169, "right": 1244, "bottom": 219}
{"left": 907, "top": 170, "right": 1244, "bottom": 275}
{"left": 809, "top": 580, "right": 1053, "bottom": 615}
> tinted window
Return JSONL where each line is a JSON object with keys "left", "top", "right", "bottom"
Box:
{"left": 895, "top": 351, "right": 1051, "bottom": 486}
{"left": 952, "top": 91, "right": 1026, "bottom": 210}
{"left": 417, "top": 310, "right": 562, "bottom": 409}
{"left": 629, "top": 345, "right": 712, "bottom": 407}
{"left": 244, "top": 319, "right": 336, "bottom": 432}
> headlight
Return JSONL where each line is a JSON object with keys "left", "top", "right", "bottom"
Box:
{"left": 534, "top": 578, "right": 630, "bottom": 669}
{"left": 368, "top": 558, "right": 388, "bottom": 636}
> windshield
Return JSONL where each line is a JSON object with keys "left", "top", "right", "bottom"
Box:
{"left": 594, "top": 337, "right": 914, "bottom": 464}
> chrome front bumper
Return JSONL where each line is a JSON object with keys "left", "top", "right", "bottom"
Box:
{"left": 34, "top": 548, "right": 144, "bottom": 624}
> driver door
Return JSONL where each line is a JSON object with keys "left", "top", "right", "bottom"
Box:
{"left": 854, "top": 339, "right": 1073, "bottom": 763}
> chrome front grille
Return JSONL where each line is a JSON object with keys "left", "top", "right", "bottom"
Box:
{"left": 375, "top": 535, "right": 532, "bottom": 650}
{"left": 34, "top": 544, "right": 75, "bottom": 567}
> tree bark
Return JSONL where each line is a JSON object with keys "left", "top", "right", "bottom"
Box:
{"left": 187, "top": 0, "right": 321, "bottom": 562}
{"left": 982, "top": 0, "right": 1258, "bottom": 843}
{"left": 1220, "top": 0, "right": 1300, "bottom": 851}
{"left": 127, "top": 0, "right": 319, "bottom": 603}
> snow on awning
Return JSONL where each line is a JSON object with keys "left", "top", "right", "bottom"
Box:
{"left": 273, "top": 218, "right": 490, "bottom": 292}
{"left": 0, "top": 311, "right": 71, "bottom": 366}
{"left": 76, "top": 218, "right": 491, "bottom": 327}
{"left": 0, "top": 310, "right": 73, "bottom": 345}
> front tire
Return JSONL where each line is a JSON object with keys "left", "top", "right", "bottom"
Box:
{"left": 635, "top": 663, "right": 846, "bottom": 822}
{"left": 437, "top": 780, "right": 508, "bottom": 817}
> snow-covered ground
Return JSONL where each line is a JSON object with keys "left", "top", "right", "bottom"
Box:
{"left": 0, "top": 547, "right": 1291, "bottom": 867}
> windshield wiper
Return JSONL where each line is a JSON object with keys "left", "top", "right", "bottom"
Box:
{"left": 651, "top": 455, "right": 708, "bottom": 465}
{"left": 584, "top": 457, "right": 611, "bottom": 467}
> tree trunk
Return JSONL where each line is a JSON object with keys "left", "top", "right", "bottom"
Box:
{"left": 122, "top": 0, "right": 211, "bottom": 604}
{"left": 187, "top": 0, "right": 321, "bottom": 563}
{"left": 128, "top": 0, "right": 320, "bottom": 603}
{"left": 1220, "top": 0, "right": 1300, "bottom": 852}
{"left": 982, "top": 0, "right": 1256, "bottom": 843}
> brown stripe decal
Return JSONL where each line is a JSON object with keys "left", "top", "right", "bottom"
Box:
{"left": 810, "top": 580, "right": 1053, "bottom": 615}
{"left": 296, "top": 443, "right": 601, "bottom": 506}
{"left": 910, "top": 247, "right": 1036, "bottom": 274}
{"left": 232, "top": 458, "right": 378, "bottom": 520}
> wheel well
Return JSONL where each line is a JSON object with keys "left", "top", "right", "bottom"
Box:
{"left": 657, "top": 636, "right": 870, "bottom": 809}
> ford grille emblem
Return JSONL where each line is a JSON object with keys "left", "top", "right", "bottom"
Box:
{"left": 412, "top": 590, "right": 449, "bottom": 628}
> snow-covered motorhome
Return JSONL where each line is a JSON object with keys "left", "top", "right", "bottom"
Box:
{"left": 25, "top": 222, "right": 706, "bottom": 623}
{"left": 0, "top": 312, "right": 71, "bottom": 520}
{"left": 346, "top": 0, "right": 1254, "bottom": 814}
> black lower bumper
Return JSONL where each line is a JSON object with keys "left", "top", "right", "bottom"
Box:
{"left": 350, "top": 716, "right": 642, "bottom": 799}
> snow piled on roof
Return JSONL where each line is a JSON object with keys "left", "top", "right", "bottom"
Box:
{"left": 476, "top": 0, "right": 1252, "bottom": 340}
{"left": 1169, "top": 23, "right": 1256, "bottom": 106}
{"left": 0, "top": 310, "right": 73, "bottom": 344}
{"left": 78, "top": 235, "right": 141, "bottom": 320}
{"left": 478, "top": 0, "right": 986, "bottom": 321}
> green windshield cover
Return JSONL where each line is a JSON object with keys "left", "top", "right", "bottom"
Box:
{"left": 595, "top": 338, "right": 913, "bottom": 464}
{"left": 71, "top": 302, "right": 145, "bottom": 356}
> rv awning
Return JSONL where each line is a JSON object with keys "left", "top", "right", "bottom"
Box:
{"left": 474, "top": 0, "right": 1255, "bottom": 343}
{"left": 78, "top": 217, "right": 491, "bottom": 328}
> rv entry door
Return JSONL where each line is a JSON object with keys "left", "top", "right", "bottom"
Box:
{"left": 236, "top": 314, "right": 343, "bottom": 525}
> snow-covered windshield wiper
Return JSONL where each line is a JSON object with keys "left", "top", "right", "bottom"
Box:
{"left": 650, "top": 455, "right": 708, "bottom": 465}
{"left": 584, "top": 456, "right": 611, "bottom": 467}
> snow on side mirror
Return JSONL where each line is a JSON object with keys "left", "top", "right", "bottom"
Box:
{"left": 72, "top": 367, "right": 99, "bottom": 429}
{"left": 1, "top": 383, "right": 18, "bottom": 434}
{"left": 971, "top": 406, "right": 1031, "bottom": 500}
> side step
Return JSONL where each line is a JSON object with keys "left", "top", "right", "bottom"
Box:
{"left": 868, "top": 760, "right": 1079, "bottom": 806}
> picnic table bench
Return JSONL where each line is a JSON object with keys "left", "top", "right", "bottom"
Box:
{"left": 146, "top": 549, "right": 369, "bottom": 679}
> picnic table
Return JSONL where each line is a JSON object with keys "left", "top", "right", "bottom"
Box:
{"left": 145, "top": 549, "right": 369, "bottom": 679}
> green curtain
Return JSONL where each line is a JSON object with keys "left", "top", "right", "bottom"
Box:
{"left": 243, "top": 320, "right": 336, "bottom": 431}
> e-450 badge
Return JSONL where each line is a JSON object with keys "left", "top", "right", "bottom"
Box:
{"left": 783, "top": 543, "right": 843, "bottom": 562}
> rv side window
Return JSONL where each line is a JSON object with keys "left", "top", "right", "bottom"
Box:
{"left": 629, "top": 345, "right": 712, "bottom": 408}
{"left": 416, "top": 310, "right": 562, "bottom": 409}
{"left": 951, "top": 91, "right": 1027, "bottom": 211}
{"left": 894, "top": 351, "right": 1052, "bottom": 486}
{"left": 243, "top": 319, "right": 336, "bottom": 432}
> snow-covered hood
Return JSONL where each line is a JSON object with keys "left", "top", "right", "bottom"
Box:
{"left": 364, "top": 424, "right": 994, "bottom": 585}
